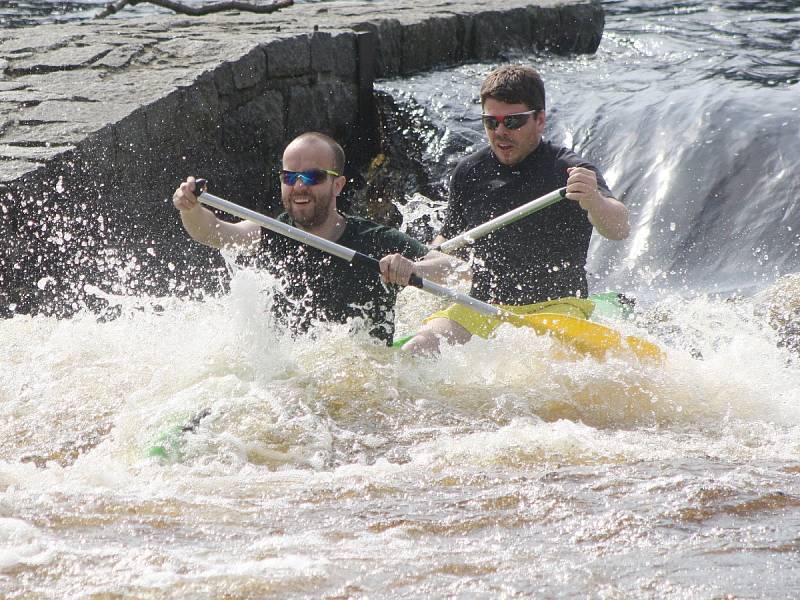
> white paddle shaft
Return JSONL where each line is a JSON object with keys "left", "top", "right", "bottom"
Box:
{"left": 436, "top": 187, "right": 566, "bottom": 253}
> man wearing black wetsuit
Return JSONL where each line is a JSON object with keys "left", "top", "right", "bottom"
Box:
{"left": 381, "top": 65, "right": 630, "bottom": 354}
{"left": 173, "top": 132, "right": 458, "bottom": 345}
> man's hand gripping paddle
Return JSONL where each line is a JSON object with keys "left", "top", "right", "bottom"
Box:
{"left": 192, "top": 181, "right": 662, "bottom": 362}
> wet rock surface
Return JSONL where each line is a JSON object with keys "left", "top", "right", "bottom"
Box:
{"left": 0, "top": 0, "right": 604, "bottom": 315}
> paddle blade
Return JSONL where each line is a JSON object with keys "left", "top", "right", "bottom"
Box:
{"left": 505, "top": 312, "right": 665, "bottom": 363}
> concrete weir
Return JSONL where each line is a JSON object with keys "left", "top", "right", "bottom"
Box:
{"left": 0, "top": 0, "right": 604, "bottom": 316}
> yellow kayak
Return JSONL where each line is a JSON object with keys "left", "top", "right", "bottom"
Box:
{"left": 504, "top": 312, "right": 665, "bottom": 363}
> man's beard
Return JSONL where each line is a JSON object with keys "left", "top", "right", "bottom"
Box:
{"left": 284, "top": 190, "right": 332, "bottom": 229}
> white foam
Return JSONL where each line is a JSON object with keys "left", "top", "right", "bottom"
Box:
{"left": 0, "top": 517, "right": 53, "bottom": 572}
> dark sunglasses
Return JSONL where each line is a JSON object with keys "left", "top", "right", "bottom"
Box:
{"left": 280, "top": 168, "right": 340, "bottom": 186}
{"left": 481, "top": 109, "right": 540, "bottom": 131}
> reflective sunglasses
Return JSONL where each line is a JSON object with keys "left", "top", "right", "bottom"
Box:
{"left": 481, "top": 109, "right": 540, "bottom": 131}
{"left": 280, "top": 168, "right": 340, "bottom": 186}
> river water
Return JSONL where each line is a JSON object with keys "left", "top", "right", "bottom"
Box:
{"left": 3, "top": 1, "right": 800, "bottom": 598}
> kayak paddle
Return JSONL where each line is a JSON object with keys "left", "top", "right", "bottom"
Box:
{"left": 193, "top": 181, "right": 662, "bottom": 363}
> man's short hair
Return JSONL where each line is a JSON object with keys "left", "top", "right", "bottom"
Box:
{"left": 480, "top": 65, "right": 546, "bottom": 111}
{"left": 291, "top": 132, "right": 345, "bottom": 174}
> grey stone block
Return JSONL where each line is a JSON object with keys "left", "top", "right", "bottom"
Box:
{"left": 266, "top": 35, "right": 311, "bottom": 79}
{"left": 353, "top": 19, "right": 403, "bottom": 78}
{"left": 401, "top": 17, "right": 462, "bottom": 74}
{"left": 222, "top": 90, "right": 284, "bottom": 153}
{"left": 331, "top": 32, "right": 358, "bottom": 81}
{"left": 286, "top": 84, "right": 327, "bottom": 138}
{"left": 231, "top": 45, "right": 267, "bottom": 91}
{"left": 472, "top": 8, "right": 533, "bottom": 60}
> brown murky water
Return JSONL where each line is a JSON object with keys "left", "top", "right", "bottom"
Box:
{"left": 3, "top": 271, "right": 800, "bottom": 598}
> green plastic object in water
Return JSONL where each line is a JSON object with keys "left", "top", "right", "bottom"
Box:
{"left": 147, "top": 424, "right": 184, "bottom": 461}
{"left": 588, "top": 291, "right": 636, "bottom": 321}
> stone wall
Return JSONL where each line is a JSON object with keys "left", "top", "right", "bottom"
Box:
{"left": 0, "top": 0, "right": 604, "bottom": 316}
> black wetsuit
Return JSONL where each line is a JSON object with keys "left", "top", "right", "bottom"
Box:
{"left": 257, "top": 213, "right": 429, "bottom": 344}
{"left": 439, "top": 140, "right": 614, "bottom": 304}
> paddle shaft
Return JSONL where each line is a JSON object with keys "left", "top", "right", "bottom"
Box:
{"left": 435, "top": 187, "right": 566, "bottom": 254}
{"left": 193, "top": 184, "right": 503, "bottom": 318}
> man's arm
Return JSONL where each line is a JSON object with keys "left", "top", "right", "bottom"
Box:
{"left": 379, "top": 248, "right": 471, "bottom": 286}
{"left": 173, "top": 177, "right": 261, "bottom": 252}
{"left": 431, "top": 234, "right": 447, "bottom": 246}
{"left": 566, "top": 166, "right": 630, "bottom": 240}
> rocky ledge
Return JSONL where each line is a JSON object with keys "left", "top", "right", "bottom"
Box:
{"left": 0, "top": 0, "right": 604, "bottom": 316}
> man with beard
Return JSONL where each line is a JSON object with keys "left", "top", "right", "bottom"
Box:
{"left": 173, "top": 132, "right": 457, "bottom": 344}
{"left": 380, "top": 64, "right": 630, "bottom": 354}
